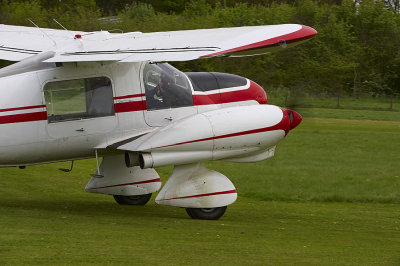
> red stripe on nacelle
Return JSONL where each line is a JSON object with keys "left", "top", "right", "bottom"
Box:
{"left": 0, "top": 111, "right": 47, "bottom": 124}
{"left": 159, "top": 189, "right": 237, "bottom": 201}
{"left": 155, "top": 112, "right": 290, "bottom": 149}
{"left": 92, "top": 178, "right": 162, "bottom": 190}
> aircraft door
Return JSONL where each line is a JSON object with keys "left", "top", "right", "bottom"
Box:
{"left": 39, "top": 72, "right": 117, "bottom": 139}
{"left": 141, "top": 63, "right": 197, "bottom": 127}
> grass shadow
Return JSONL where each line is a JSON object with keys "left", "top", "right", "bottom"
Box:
{"left": 0, "top": 196, "right": 186, "bottom": 220}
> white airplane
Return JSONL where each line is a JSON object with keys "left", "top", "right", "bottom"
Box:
{"left": 0, "top": 23, "right": 316, "bottom": 219}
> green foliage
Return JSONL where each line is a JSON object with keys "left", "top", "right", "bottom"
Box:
{"left": 355, "top": 0, "right": 400, "bottom": 97}
{"left": 0, "top": 0, "right": 48, "bottom": 26}
{"left": 54, "top": 1, "right": 101, "bottom": 31}
{"left": 0, "top": 0, "right": 101, "bottom": 30}
{"left": 183, "top": 0, "right": 212, "bottom": 18}
{"left": 122, "top": 1, "right": 155, "bottom": 19}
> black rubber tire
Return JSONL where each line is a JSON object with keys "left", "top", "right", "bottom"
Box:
{"left": 185, "top": 206, "right": 227, "bottom": 220}
{"left": 113, "top": 193, "right": 152, "bottom": 205}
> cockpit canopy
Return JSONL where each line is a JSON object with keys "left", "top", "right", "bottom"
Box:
{"left": 143, "top": 62, "right": 249, "bottom": 110}
{"left": 186, "top": 72, "right": 247, "bottom": 92}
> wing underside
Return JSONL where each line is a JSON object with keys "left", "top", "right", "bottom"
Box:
{"left": 0, "top": 24, "right": 317, "bottom": 63}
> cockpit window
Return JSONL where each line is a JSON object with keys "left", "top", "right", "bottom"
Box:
{"left": 186, "top": 72, "right": 247, "bottom": 92}
{"left": 143, "top": 63, "right": 193, "bottom": 110}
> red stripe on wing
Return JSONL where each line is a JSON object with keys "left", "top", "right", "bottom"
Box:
{"left": 202, "top": 25, "right": 317, "bottom": 58}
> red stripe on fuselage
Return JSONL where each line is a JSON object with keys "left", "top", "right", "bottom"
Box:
{"left": 0, "top": 81, "right": 265, "bottom": 121}
{"left": 0, "top": 111, "right": 47, "bottom": 124}
{"left": 193, "top": 80, "right": 267, "bottom": 106}
{"left": 114, "top": 101, "right": 146, "bottom": 113}
{"left": 0, "top": 104, "right": 46, "bottom": 113}
{"left": 159, "top": 189, "right": 237, "bottom": 201}
{"left": 114, "top": 94, "right": 145, "bottom": 100}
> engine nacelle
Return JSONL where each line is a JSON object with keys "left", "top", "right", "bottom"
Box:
{"left": 155, "top": 162, "right": 237, "bottom": 208}
{"left": 86, "top": 153, "right": 161, "bottom": 196}
{"left": 121, "top": 104, "right": 293, "bottom": 168}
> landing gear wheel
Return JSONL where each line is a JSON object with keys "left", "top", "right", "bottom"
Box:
{"left": 185, "top": 206, "right": 227, "bottom": 220}
{"left": 113, "top": 193, "right": 152, "bottom": 205}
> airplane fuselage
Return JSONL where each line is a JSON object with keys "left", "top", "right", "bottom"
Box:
{"left": 0, "top": 61, "right": 270, "bottom": 166}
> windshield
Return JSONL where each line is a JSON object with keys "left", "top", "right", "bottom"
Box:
{"left": 143, "top": 63, "right": 193, "bottom": 110}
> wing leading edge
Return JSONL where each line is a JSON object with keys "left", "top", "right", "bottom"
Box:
{"left": 0, "top": 24, "right": 317, "bottom": 63}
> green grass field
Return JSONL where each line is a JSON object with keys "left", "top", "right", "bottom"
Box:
{"left": 1, "top": 108, "right": 400, "bottom": 265}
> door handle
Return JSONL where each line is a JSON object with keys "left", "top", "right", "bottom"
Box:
{"left": 75, "top": 128, "right": 85, "bottom": 132}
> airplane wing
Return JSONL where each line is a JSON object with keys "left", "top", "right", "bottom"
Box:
{"left": 0, "top": 23, "right": 317, "bottom": 63}
{"left": 0, "top": 24, "right": 83, "bottom": 61}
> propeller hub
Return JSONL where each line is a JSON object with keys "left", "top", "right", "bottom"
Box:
{"left": 282, "top": 108, "right": 303, "bottom": 130}
{"left": 283, "top": 108, "right": 302, "bottom": 131}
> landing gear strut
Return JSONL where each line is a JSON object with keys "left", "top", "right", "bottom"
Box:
{"left": 113, "top": 193, "right": 152, "bottom": 205}
{"left": 185, "top": 206, "right": 227, "bottom": 220}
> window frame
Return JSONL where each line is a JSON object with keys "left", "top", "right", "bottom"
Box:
{"left": 142, "top": 62, "right": 194, "bottom": 111}
{"left": 43, "top": 75, "right": 115, "bottom": 123}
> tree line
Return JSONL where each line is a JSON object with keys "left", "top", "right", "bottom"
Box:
{"left": 1, "top": 0, "right": 400, "bottom": 98}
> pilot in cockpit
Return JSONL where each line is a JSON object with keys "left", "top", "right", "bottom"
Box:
{"left": 146, "top": 69, "right": 175, "bottom": 108}
{"left": 144, "top": 63, "right": 193, "bottom": 110}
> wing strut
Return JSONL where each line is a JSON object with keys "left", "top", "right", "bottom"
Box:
{"left": 0, "top": 51, "right": 55, "bottom": 78}
{"left": 92, "top": 149, "right": 104, "bottom": 178}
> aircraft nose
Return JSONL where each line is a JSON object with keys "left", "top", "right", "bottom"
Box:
{"left": 283, "top": 109, "right": 302, "bottom": 130}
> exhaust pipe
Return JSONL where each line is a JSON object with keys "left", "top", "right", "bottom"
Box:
{"left": 139, "top": 153, "right": 154, "bottom": 169}
{"left": 125, "top": 152, "right": 139, "bottom": 168}
{"left": 125, "top": 152, "right": 154, "bottom": 169}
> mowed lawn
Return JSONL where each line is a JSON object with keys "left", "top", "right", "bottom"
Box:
{"left": 0, "top": 110, "right": 400, "bottom": 265}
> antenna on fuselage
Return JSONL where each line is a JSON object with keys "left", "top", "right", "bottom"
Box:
{"left": 53, "top": 19, "right": 78, "bottom": 41}
{"left": 28, "top": 19, "right": 57, "bottom": 46}
{"left": 53, "top": 19, "right": 68, "bottom": 31}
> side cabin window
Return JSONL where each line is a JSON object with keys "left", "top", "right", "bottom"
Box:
{"left": 43, "top": 76, "right": 115, "bottom": 123}
{"left": 143, "top": 63, "right": 193, "bottom": 110}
